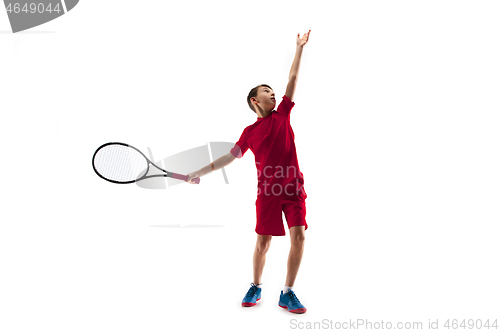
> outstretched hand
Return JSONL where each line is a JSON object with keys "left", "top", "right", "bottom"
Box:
{"left": 186, "top": 171, "right": 200, "bottom": 184}
{"left": 297, "top": 29, "right": 311, "bottom": 47}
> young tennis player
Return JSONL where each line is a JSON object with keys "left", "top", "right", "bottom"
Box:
{"left": 187, "top": 30, "right": 311, "bottom": 314}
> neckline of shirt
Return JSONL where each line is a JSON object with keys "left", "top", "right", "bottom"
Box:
{"left": 256, "top": 110, "right": 275, "bottom": 121}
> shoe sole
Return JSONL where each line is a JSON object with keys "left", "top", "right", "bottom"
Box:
{"left": 279, "top": 303, "right": 307, "bottom": 313}
{"left": 242, "top": 297, "right": 261, "bottom": 307}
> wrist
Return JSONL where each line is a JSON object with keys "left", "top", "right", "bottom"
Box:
{"left": 197, "top": 167, "right": 208, "bottom": 177}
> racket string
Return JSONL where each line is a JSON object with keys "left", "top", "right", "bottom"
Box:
{"left": 94, "top": 145, "right": 148, "bottom": 182}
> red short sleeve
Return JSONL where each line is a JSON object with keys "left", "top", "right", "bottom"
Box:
{"left": 275, "top": 95, "right": 295, "bottom": 118}
{"left": 230, "top": 129, "right": 250, "bottom": 158}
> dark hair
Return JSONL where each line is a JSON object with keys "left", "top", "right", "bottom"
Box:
{"left": 247, "top": 84, "right": 273, "bottom": 113}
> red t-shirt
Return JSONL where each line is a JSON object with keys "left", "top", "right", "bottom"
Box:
{"left": 230, "top": 95, "right": 304, "bottom": 196}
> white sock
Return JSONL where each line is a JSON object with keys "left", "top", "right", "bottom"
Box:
{"left": 283, "top": 286, "right": 294, "bottom": 294}
{"left": 252, "top": 282, "right": 262, "bottom": 289}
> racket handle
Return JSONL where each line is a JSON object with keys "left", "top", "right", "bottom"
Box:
{"left": 171, "top": 172, "right": 201, "bottom": 184}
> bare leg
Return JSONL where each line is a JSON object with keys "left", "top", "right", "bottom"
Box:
{"left": 285, "top": 226, "right": 305, "bottom": 287}
{"left": 253, "top": 234, "right": 272, "bottom": 284}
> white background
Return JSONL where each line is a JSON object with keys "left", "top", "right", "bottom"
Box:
{"left": 1, "top": 0, "right": 499, "bottom": 332}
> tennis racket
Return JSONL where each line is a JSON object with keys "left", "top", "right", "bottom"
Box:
{"left": 92, "top": 142, "right": 200, "bottom": 184}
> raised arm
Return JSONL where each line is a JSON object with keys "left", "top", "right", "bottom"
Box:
{"left": 285, "top": 30, "right": 311, "bottom": 103}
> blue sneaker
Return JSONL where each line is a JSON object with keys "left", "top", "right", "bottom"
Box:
{"left": 241, "top": 283, "right": 262, "bottom": 307}
{"left": 278, "top": 290, "right": 307, "bottom": 313}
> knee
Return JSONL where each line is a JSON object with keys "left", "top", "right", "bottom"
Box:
{"left": 291, "top": 234, "right": 305, "bottom": 247}
{"left": 256, "top": 239, "right": 271, "bottom": 253}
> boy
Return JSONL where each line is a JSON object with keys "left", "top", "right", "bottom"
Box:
{"left": 187, "top": 30, "right": 311, "bottom": 314}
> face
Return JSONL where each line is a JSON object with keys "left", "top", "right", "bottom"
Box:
{"left": 253, "top": 86, "right": 276, "bottom": 111}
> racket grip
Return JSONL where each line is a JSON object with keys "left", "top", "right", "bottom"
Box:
{"left": 171, "top": 172, "right": 201, "bottom": 184}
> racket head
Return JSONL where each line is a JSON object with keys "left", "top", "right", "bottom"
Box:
{"left": 92, "top": 142, "right": 150, "bottom": 184}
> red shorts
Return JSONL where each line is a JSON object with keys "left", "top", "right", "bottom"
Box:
{"left": 255, "top": 179, "right": 308, "bottom": 236}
